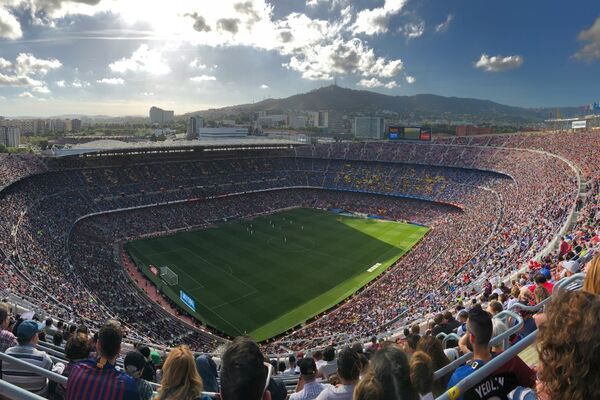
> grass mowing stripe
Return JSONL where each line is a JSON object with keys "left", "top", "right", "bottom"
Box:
{"left": 126, "top": 208, "right": 428, "bottom": 340}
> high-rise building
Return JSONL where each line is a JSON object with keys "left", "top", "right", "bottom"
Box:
{"left": 71, "top": 119, "right": 82, "bottom": 133}
{"left": 186, "top": 115, "right": 204, "bottom": 139}
{"left": 353, "top": 117, "right": 385, "bottom": 139}
{"left": 149, "top": 106, "right": 174, "bottom": 125}
{"left": 0, "top": 126, "right": 21, "bottom": 148}
{"left": 310, "top": 111, "right": 329, "bottom": 128}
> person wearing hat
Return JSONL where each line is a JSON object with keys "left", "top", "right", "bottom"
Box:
{"left": 3, "top": 319, "right": 54, "bottom": 396}
{"left": 125, "top": 351, "right": 154, "bottom": 400}
{"left": 290, "top": 357, "right": 332, "bottom": 400}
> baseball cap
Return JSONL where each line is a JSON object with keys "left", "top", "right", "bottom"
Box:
{"left": 124, "top": 351, "right": 146, "bottom": 376}
{"left": 298, "top": 357, "right": 317, "bottom": 376}
{"left": 17, "top": 320, "right": 44, "bottom": 341}
{"left": 150, "top": 350, "right": 162, "bottom": 366}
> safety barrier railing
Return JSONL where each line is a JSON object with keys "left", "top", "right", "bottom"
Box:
{"left": 0, "top": 379, "right": 46, "bottom": 400}
{"left": 433, "top": 310, "right": 523, "bottom": 381}
{"left": 0, "top": 351, "right": 68, "bottom": 385}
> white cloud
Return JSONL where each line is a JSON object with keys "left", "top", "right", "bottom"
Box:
{"left": 284, "top": 37, "right": 403, "bottom": 80}
{"left": 189, "top": 58, "right": 207, "bottom": 70}
{"left": 351, "top": 0, "right": 408, "bottom": 35}
{"left": 475, "top": 54, "right": 524, "bottom": 72}
{"left": 573, "top": 16, "right": 600, "bottom": 61}
{"left": 56, "top": 80, "right": 66, "bottom": 87}
{"left": 19, "top": 91, "right": 34, "bottom": 98}
{"left": 142, "top": 92, "right": 154, "bottom": 96}
{"left": 0, "top": 57, "right": 12, "bottom": 70}
{"left": 357, "top": 77, "right": 397, "bottom": 89}
{"left": 71, "top": 79, "right": 90, "bottom": 87}
{"left": 435, "top": 14, "right": 453, "bottom": 33}
{"left": 97, "top": 77, "right": 125, "bottom": 85}
{"left": 405, "top": 75, "right": 415, "bottom": 84}
{"left": 110, "top": 44, "right": 170, "bottom": 75}
{"left": 15, "top": 53, "right": 62, "bottom": 76}
{"left": 32, "top": 85, "right": 51, "bottom": 94}
{"left": 0, "top": 72, "right": 43, "bottom": 87}
{"left": 260, "top": 84, "right": 269, "bottom": 89}
{"left": 0, "top": 5, "right": 23, "bottom": 39}
{"left": 401, "top": 21, "right": 425, "bottom": 39}
{"left": 190, "top": 75, "right": 217, "bottom": 82}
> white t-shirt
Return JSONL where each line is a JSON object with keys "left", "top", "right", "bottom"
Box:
{"left": 315, "top": 384, "right": 355, "bottom": 400}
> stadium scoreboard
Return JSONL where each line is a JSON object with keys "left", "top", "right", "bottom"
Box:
{"left": 388, "top": 126, "right": 431, "bottom": 141}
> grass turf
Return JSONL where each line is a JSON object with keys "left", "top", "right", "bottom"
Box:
{"left": 125, "top": 208, "right": 428, "bottom": 341}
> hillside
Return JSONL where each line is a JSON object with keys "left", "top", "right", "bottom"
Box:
{"left": 185, "top": 85, "right": 575, "bottom": 124}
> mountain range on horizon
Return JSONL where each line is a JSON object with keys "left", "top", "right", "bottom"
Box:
{"left": 184, "top": 85, "right": 581, "bottom": 125}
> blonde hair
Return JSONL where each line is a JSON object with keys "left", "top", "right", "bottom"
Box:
{"left": 157, "top": 345, "right": 203, "bottom": 400}
{"left": 583, "top": 254, "right": 600, "bottom": 295}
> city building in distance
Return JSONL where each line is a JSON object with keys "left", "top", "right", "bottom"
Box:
{"left": 149, "top": 106, "right": 174, "bottom": 125}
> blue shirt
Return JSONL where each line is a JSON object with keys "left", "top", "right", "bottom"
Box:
{"left": 66, "top": 358, "right": 140, "bottom": 400}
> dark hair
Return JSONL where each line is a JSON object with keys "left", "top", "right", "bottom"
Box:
{"left": 534, "top": 273, "right": 547, "bottom": 284}
{"left": 288, "top": 354, "right": 296, "bottom": 365}
{"left": 65, "top": 333, "right": 90, "bottom": 361}
{"left": 488, "top": 300, "right": 503, "bottom": 314}
{"left": 410, "top": 324, "right": 420, "bottom": 335}
{"left": 367, "top": 345, "right": 418, "bottom": 399}
{"left": 416, "top": 336, "right": 450, "bottom": 396}
{"left": 76, "top": 325, "right": 89, "bottom": 335}
{"left": 433, "top": 314, "right": 443, "bottom": 325}
{"left": 221, "top": 336, "right": 266, "bottom": 400}
{"left": 410, "top": 351, "right": 433, "bottom": 396}
{"left": 312, "top": 350, "right": 322, "bottom": 360}
{"left": 98, "top": 320, "right": 122, "bottom": 359}
{"left": 138, "top": 345, "right": 151, "bottom": 358}
{"left": 45, "top": 318, "right": 53, "bottom": 327}
{"left": 52, "top": 332, "right": 63, "bottom": 347}
{"left": 443, "top": 311, "right": 453, "bottom": 321}
{"left": 406, "top": 334, "right": 420, "bottom": 351}
{"left": 336, "top": 347, "right": 360, "bottom": 382}
{"left": 467, "top": 306, "right": 493, "bottom": 346}
{"left": 278, "top": 361, "right": 286, "bottom": 373}
{"left": 323, "top": 345, "right": 335, "bottom": 362}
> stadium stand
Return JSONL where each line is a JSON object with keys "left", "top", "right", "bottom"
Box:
{"left": 0, "top": 132, "right": 598, "bottom": 399}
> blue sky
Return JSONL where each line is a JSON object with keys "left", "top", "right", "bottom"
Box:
{"left": 0, "top": 0, "right": 599, "bottom": 116}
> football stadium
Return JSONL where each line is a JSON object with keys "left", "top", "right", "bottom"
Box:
{"left": 1, "top": 0, "right": 600, "bottom": 398}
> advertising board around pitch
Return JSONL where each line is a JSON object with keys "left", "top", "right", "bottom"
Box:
{"left": 180, "top": 289, "right": 196, "bottom": 312}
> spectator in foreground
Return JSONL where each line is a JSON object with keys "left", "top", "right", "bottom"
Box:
{"left": 196, "top": 354, "right": 219, "bottom": 393}
{"left": 354, "top": 345, "right": 418, "bottom": 400}
{"left": 221, "top": 336, "right": 271, "bottom": 400}
{"left": 0, "top": 302, "right": 17, "bottom": 352}
{"left": 3, "top": 319, "right": 54, "bottom": 396}
{"left": 582, "top": 254, "right": 599, "bottom": 295}
{"left": 447, "top": 306, "right": 535, "bottom": 399}
{"left": 290, "top": 357, "right": 331, "bottom": 400}
{"left": 124, "top": 351, "right": 154, "bottom": 400}
{"left": 536, "top": 290, "right": 600, "bottom": 400}
{"left": 315, "top": 347, "right": 360, "bottom": 400}
{"left": 410, "top": 351, "right": 434, "bottom": 400}
{"left": 156, "top": 345, "right": 209, "bottom": 400}
{"left": 66, "top": 320, "right": 139, "bottom": 400}
{"left": 416, "top": 336, "right": 450, "bottom": 397}
{"left": 51, "top": 332, "right": 90, "bottom": 400}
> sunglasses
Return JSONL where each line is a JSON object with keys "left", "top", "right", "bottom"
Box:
{"left": 263, "top": 361, "right": 273, "bottom": 394}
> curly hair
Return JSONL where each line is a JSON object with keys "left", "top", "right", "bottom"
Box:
{"left": 536, "top": 290, "right": 600, "bottom": 400}
{"left": 583, "top": 254, "right": 600, "bottom": 295}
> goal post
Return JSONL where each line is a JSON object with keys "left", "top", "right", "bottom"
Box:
{"left": 160, "top": 266, "right": 179, "bottom": 286}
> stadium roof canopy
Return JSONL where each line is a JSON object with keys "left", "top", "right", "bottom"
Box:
{"left": 48, "top": 137, "right": 300, "bottom": 157}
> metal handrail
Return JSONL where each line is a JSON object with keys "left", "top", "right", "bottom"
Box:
{"left": 554, "top": 272, "right": 585, "bottom": 290}
{"left": 0, "top": 351, "right": 68, "bottom": 385}
{"left": 436, "top": 329, "right": 538, "bottom": 400}
{"left": 433, "top": 310, "right": 523, "bottom": 381}
{"left": 0, "top": 379, "right": 46, "bottom": 400}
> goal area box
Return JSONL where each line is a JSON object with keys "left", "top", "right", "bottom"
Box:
{"left": 160, "top": 266, "right": 178, "bottom": 286}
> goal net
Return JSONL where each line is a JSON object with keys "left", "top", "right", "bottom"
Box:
{"left": 160, "top": 266, "right": 178, "bottom": 286}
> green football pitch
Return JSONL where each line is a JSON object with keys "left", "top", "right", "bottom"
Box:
{"left": 125, "top": 208, "right": 428, "bottom": 341}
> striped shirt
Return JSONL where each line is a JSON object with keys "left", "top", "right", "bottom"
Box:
{"left": 0, "top": 329, "right": 17, "bottom": 352}
{"left": 66, "top": 358, "right": 140, "bottom": 400}
{"left": 3, "top": 343, "right": 54, "bottom": 396}
{"left": 290, "top": 381, "right": 332, "bottom": 400}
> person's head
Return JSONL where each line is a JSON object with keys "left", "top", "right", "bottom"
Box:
{"left": 0, "top": 303, "right": 11, "bottom": 330}
{"left": 457, "top": 309, "right": 468, "bottom": 323}
{"left": 196, "top": 355, "right": 219, "bottom": 393}
{"left": 76, "top": 325, "right": 89, "bottom": 335}
{"left": 159, "top": 345, "right": 203, "bottom": 400}
{"left": 406, "top": 334, "right": 420, "bottom": 354}
{"left": 323, "top": 345, "right": 335, "bottom": 362}
{"left": 410, "top": 351, "right": 433, "bottom": 396}
{"left": 298, "top": 357, "right": 317, "bottom": 382}
{"left": 45, "top": 318, "right": 53, "bottom": 327}
{"left": 65, "top": 333, "right": 90, "bottom": 361}
{"left": 467, "top": 306, "right": 493, "bottom": 350}
{"left": 433, "top": 314, "right": 443, "bottom": 325}
{"left": 287, "top": 354, "right": 296, "bottom": 368}
{"left": 410, "top": 324, "right": 420, "bottom": 335}
{"left": 57, "top": 321, "right": 64, "bottom": 330}
{"left": 138, "top": 345, "right": 151, "bottom": 359}
{"left": 443, "top": 311, "right": 453, "bottom": 322}
{"left": 583, "top": 254, "right": 600, "bottom": 295}
{"left": 355, "top": 345, "right": 417, "bottom": 400}
{"left": 97, "top": 320, "right": 123, "bottom": 361}
{"left": 487, "top": 300, "right": 503, "bottom": 316}
{"left": 534, "top": 273, "right": 547, "bottom": 285}
{"left": 16, "top": 320, "right": 44, "bottom": 345}
{"left": 277, "top": 361, "right": 285, "bottom": 374}
{"left": 336, "top": 346, "right": 361, "bottom": 384}
{"left": 220, "top": 336, "right": 270, "bottom": 400}
{"left": 124, "top": 351, "right": 147, "bottom": 379}
{"left": 312, "top": 350, "right": 323, "bottom": 361}
{"left": 52, "top": 331, "right": 63, "bottom": 347}
{"left": 534, "top": 286, "right": 550, "bottom": 304}
{"left": 416, "top": 336, "right": 450, "bottom": 370}
{"left": 536, "top": 291, "right": 600, "bottom": 399}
